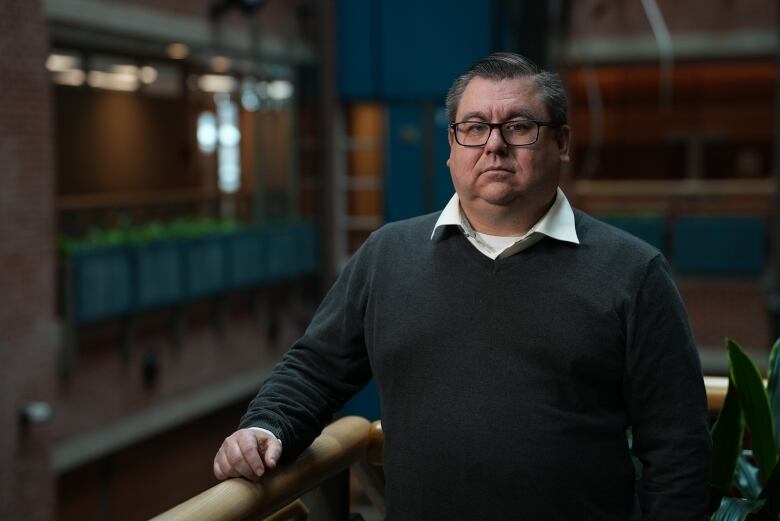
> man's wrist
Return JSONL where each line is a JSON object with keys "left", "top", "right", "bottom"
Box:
{"left": 247, "top": 426, "right": 282, "bottom": 445}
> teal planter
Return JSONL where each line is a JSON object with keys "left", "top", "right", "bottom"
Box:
{"left": 65, "top": 222, "right": 321, "bottom": 325}
{"left": 134, "top": 242, "right": 183, "bottom": 309}
{"left": 672, "top": 216, "right": 766, "bottom": 275}
{"left": 266, "top": 225, "right": 298, "bottom": 280}
{"left": 300, "top": 222, "right": 320, "bottom": 275}
{"left": 183, "top": 236, "right": 226, "bottom": 298}
{"left": 599, "top": 215, "right": 666, "bottom": 252}
{"left": 226, "top": 231, "right": 266, "bottom": 289}
{"left": 72, "top": 247, "right": 133, "bottom": 324}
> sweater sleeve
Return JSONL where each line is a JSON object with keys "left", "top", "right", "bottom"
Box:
{"left": 239, "top": 236, "right": 375, "bottom": 461}
{"left": 623, "top": 254, "right": 712, "bottom": 520}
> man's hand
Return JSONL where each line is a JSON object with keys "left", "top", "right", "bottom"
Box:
{"left": 213, "top": 429, "right": 283, "bottom": 481}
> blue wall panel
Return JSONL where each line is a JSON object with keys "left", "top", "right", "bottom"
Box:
{"left": 340, "top": 377, "right": 381, "bottom": 421}
{"left": 386, "top": 103, "right": 426, "bottom": 222}
{"left": 338, "top": 0, "right": 379, "bottom": 99}
{"left": 378, "top": 0, "right": 493, "bottom": 98}
{"left": 339, "top": 0, "right": 493, "bottom": 100}
{"left": 433, "top": 106, "right": 454, "bottom": 209}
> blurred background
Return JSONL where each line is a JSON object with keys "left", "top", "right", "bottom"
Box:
{"left": 1, "top": 0, "right": 778, "bottom": 518}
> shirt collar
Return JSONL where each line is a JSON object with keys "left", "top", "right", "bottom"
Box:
{"left": 431, "top": 187, "right": 580, "bottom": 246}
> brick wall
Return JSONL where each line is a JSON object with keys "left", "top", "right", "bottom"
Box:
{"left": 0, "top": 0, "right": 59, "bottom": 519}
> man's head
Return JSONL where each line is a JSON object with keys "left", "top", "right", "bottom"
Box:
{"left": 445, "top": 52, "right": 571, "bottom": 230}
{"left": 445, "top": 52, "right": 568, "bottom": 132}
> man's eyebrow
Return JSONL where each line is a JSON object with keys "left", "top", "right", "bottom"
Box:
{"left": 457, "top": 108, "right": 540, "bottom": 122}
{"left": 458, "top": 111, "right": 488, "bottom": 121}
{"left": 506, "top": 108, "right": 538, "bottom": 120}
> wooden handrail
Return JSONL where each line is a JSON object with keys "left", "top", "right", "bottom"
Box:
{"left": 151, "top": 416, "right": 371, "bottom": 521}
{"left": 365, "top": 420, "right": 384, "bottom": 466}
{"left": 705, "top": 376, "right": 728, "bottom": 413}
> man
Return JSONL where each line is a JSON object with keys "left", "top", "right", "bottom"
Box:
{"left": 214, "top": 52, "right": 711, "bottom": 520}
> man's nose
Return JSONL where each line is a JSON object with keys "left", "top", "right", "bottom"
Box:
{"left": 484, "top": 126, "right": 507, "bottom": 152}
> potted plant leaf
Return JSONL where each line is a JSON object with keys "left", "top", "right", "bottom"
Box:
{"left": 709, "top": 337, "right": 780, "bottom": 520}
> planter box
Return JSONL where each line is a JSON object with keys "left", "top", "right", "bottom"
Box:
{"left": 672, "top": 216, "right": 766, "bottom": 275}
{"left": 265, "top": 225, "right": 298, "bottom": 281}
{"left": 226, "top": 231, "right": 266, "bottom": 290}
{"left": 65, "top": 222, "right": 321, "bottom": 325}
{"left": 599, "top": 215, "right": 665, "bottom": 252}
{"left": 183, "top": 236, "right": 227, "bottom": 298}
{"left": 296, "top": 222, "right": 320, "bottom": 275}
{"left": 71, "top": 247, "right": 133, "bottom": 324}
{"left": 133, "top": 242, "right": 183, "bottom": 309}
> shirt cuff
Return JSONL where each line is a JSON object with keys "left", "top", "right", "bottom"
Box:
{"left": 247, "top": 426, "right": 282, "bottom": 445}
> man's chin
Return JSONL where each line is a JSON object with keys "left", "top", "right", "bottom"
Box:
{"left": 476, "top": 190, "right": 520, "bottom": 207}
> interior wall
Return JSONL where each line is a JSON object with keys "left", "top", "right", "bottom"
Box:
{"left": 55, "top": 86, "right": 198, "bottom": 195}
{"left": 57, "top": 400, "right": 249, "bottom": 521}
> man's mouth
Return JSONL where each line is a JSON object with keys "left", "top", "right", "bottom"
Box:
{"left": 480, "top": 166, "right": 514, "bottom": 175}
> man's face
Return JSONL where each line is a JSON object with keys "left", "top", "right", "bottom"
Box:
{"left": 447, "top": 76, "right": 570, "bottom": 210}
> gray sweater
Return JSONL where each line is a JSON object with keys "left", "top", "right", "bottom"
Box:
{"left": 241, "top": 209, "right": 712, "bottom": 520}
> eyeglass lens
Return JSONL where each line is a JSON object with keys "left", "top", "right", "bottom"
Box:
{"left": 454, "top": 121, "right": 539, "bottom": 146}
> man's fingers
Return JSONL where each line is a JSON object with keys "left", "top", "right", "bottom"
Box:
{"left": 262, "top": 438, "right": 283, "bottom": 469}
{"left": 213, "top": 429, "right": 284, "bottom": 482}
{"left": 237, "top": 431, "right": 267, "bottom": 477}
{"left": 225, "top": 437, "right": 262, "bottom": 481}
{"left": 214, "top": 448, "right": 241, "bottom": 480}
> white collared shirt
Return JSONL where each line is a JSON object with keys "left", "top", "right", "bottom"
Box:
{"left": 431, "top": 187, "right": 580, "bottom": 259}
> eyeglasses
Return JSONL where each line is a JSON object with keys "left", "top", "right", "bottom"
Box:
{"left": 449, "top": 119, "right": 560, "bottom": 147}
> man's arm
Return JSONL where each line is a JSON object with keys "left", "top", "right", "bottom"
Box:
{"left": 623, "top": 254, "right": 712, "bottom": 520}
{"left": 213, "top": 235, "right": 376, "bottom": 480}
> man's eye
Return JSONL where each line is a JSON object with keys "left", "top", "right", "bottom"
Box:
{"left": 464, "top": 123, "right": 488, "bottom": 134}
{"left": 505, "top": 121, "right": 534, "bottom": 132}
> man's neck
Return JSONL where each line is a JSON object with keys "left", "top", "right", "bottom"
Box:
{"left": 459, "top": 192, "right": 557, "bottom": 237}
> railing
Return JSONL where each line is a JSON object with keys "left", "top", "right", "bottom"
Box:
{"left": 574, "top": 178, "right": 776, "bottom": 217}
{"left": 151, "top": 416, "right": 373, "bottom": 521}
{"left": 153, "top": 377, "right": 729, "bottom": 521}
{"left": 705, "top": 375, "right": 727, "bottom": 413}
{"left": 57, "top": 190, "right": 255, "bottom": 238}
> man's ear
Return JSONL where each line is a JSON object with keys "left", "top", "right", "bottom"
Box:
{"left": 446, "top": 129, "right": 454, "bottom": 168}
{"left": 557, "top": 125, "right": 571, "bottom": 163}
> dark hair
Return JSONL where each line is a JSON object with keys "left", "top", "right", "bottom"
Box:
{"left": 445, "top": 52, "right": 568, "bottom": 128}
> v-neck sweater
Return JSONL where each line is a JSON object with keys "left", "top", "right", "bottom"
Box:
{"left": 241, "top": 209, "right": 711, "bottom": 520}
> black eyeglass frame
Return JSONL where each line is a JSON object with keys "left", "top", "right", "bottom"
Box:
{"left": 449, "top": 120, "right": 561, "bottom": 148}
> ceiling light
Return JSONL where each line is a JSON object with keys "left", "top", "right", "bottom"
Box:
{"left": 52, "top": 69, "right": 85, "bottom": 86}
{"left": 87, "top": 70, "right": 139, "bottom": 91}
{"left": 267, "top": 80, "right": 293, "bottom": 100}
{"left": 198, "top": 74, "right": 237, "bottom": 93}
{"left": 139, "top": 66, "right": 158, "bottom": 84}
{"left": 166, "top": 43, "right": 190, "bottom": 60}
{"left": 209, "top": 56, "right": 231, "bottom": 73}
{"left": 110, "top": 64, "right": 139, "bottom": 75}
{"left": 46, "top": 53, "right": 80, "bottom": 72}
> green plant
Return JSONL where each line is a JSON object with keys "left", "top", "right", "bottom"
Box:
{"left": 59, "top": 217, "right": 244, "bottom": 256}
{"left": 709, "top": 337, "right": 780, "bottom": 520}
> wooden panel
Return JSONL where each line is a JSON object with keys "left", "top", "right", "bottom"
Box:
{"left": 567, "top": 60, "right": 776, "bottom": 105}
{"left": 571, "top": 103, "right": 773, "bottom": 145}
{"left": 348, "top": 189, "right": 382, "bottom": 216}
